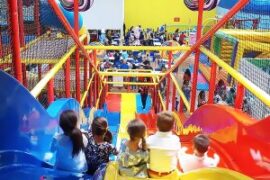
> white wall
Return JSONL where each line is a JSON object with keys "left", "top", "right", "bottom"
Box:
{"left": 81, "top": 0, "right": 124, "bottom": 30}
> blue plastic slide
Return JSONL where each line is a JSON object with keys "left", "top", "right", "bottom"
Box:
{"left": 0, "top": 70, "right": 91, "bottom": 179}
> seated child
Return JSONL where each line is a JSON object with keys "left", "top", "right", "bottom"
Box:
{"left": 146, "top": 111, "right": 181, "bottom": 178}
{"left": 179, "top": 134, "right": 220, "bottom": 172}
{"left": 51, "top": 110, "right": 87, "bottom": 173}
{"left": 118, "top": 119, "right": 149, "bottom": 178}
{"left": 85, "top": 117, "right": 118, "bottom": 174}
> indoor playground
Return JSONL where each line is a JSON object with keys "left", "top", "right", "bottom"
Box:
{"left": 1, "top": 0, "right": 270, "bottom": 179}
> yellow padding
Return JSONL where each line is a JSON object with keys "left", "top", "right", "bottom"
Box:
{"left": 116, "top": 93, "right": 137, "bottom": 148}
{"left": 104, "top": 162, "right": 252, "bottom": 180}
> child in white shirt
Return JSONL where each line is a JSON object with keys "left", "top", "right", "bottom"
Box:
{"left": 180, "top": 134, "right": 220, "bottom": 172}
{"left": 146, "top": 111, "right": 181, "bottom": 178}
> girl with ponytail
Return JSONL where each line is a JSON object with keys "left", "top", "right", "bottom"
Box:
{"left": 51, "top": 110, "right": 87, "bottom": 173}
{"left": 85, "top": 117, "right": 118, "bottom": 174}
{"left": 118, "top": 119, "right": 149, "bottom": 178}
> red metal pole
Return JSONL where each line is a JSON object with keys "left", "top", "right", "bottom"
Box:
{"left": 208, "top": 62, "right": 217, "bottom": 103}
{"left": 74, "top": 0, "right": 80, "bottom": 102}
{"left": 190, "top": 0, "right": 204, "bottom": 112}
{"left": 88, "top": 53, "right": 93, "bottom": 107}
{"left": 158, "top": 0, "right": 249, "bottom": 83}
{"left": 179, "top": 98, "right": 184, "bottom": 113}
{"left": 172, "top": 84, "right": 176, "bottom": 111}
{"left": 8, "top": 0, "right": 23, "bottom": 83}
{"left": 65, "top": 57, "right": 71, "bottom": 98}
{"left": 166, "top": 44, "right": 173, "bottom": 110}
{"left": 17, "top": 0, "right": 28, "bottom": 88}
{"left": 93, "top": 50, "right": 97, "bottom": 105}
{"left": 84, "top": 40, "right": 88, "bottom": 106}
{"left": 235, "top": 83, "right": 245, "bottom": 109}
{"left": 47, "top": 65, "right": 54, "bottom": 104}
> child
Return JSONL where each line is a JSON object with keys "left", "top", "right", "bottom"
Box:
{"left": 118, "top": 119, "right": 149, "bottom": 178}
{"left": 179, "top": 134, "right": 220, "bottom": 172}
{"left": 197, "top": 90, "right": 206, "bottom": 108}
{"left": 147, "top": 111, "right": 181, "bottom": 178}
{"left": 85, "top": 117, "right": 118, "bottom": 174}
{"left": 51, "top": 110, "right": 87, "bottom": 173}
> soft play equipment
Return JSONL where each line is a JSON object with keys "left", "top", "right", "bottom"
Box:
{"left": 219, "top": 0, "right": 270, "bottom": 15}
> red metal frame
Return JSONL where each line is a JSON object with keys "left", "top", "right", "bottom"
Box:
{"left": 8, "top": 0, "right": 23, "bottom": 83}
{"left": 74, "top": 0, "right": 81, "bottom": 102}
{"left": 17, "top": 0, "right": 28, "bottom": 88}
{"left": 190, "top": 0, "right": 204, "bottom": 112}
{"left": 93, "top": 50, "right": 97, "bottom": 105}
{"left": 88, "top": 53, "right": 93, "bottom": 107}
{"left": 47, "top": 65, "right": 54, "bottom": 104}
{"left": 166, "top": 44, "right": 173, "bottom": 110}
{"left": 172, "top": 83, "right": 176, "bottom": 111}
{"left": 83, "top": 40, "right": 88, "bottom": 106}
{"left": 65, "top": 57, "right": 71, "bottom": 98}
{"left": 208, "top": 62, "right": 217, "bottom": 103}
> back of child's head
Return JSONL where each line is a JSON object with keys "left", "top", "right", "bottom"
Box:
{"left": 157, "top": 111, "right": 175, "bottom": 132}
{"left": 193, "top": 134, "right": 209, "bottom": 154}
{"left": 91, "top": 117, "right": 112, "bottom": 143}
{"left": 60, "top": 110, "right": 84, "bottom": 156}
{"left": 127, "top": 119, "right": 147, "bottom": 151}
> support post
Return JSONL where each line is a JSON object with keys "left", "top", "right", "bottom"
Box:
{"left": 235, "top": 83, "right": 245, "bottom": 109}
{"left": 166, "top": 43, "right": 173, "bottom": 110}
{"left": 190, "top": 0, "right": 204, "bottom": 112}
{"left": 74, "top": 0, "right": 80, "bottom": 102}
{"left": 208, "top": 62, "right": 217, "bottom": 103}
{"left": 65, "top": 57, "right": 71, "bottom": 98}
{"left": 84, "top": 40, "right": 88, "bottom": 106}
{"left": 8, "top": 0, "right": 23, "bottom": 83}
{"left": 93, "top": 50, "right": 97, "bottom": 106}
{"left": 172, "top": 84, "right": 176, "bottom": 111}
{"left": 17, "top": 0, "right": 27, "bottom": 87}
{"left": 88, "top": 53, "right": 93, "bottom": 107}
{"left": 47, "top": 65, "right": 54, "bottom": 104}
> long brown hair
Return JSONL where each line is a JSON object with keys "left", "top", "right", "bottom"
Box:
{"left": 91, "top": 117, "right": 112, "bottom": 143}
{"left": 127, "top": 119, "right": 147, "bottom": 151}
{"left": 60, "top": 110, "right": 84, "bottom": 157}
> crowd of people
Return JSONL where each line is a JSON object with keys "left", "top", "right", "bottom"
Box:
{"left": 51, "top": 110, "right": 219, "bottom": 178}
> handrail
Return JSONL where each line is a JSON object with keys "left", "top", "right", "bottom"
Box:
{"left": 95, "top": 86, "right": 104, "bottom": 108}
{"left": 158, "top": 90, "right": 166, "bottom": 111}
{"left": 99, "top": 71, "right": 164, "bottom": 77}
{"left": 200, "top": 46, "right": 270, "bottom": 107}
{"left": 170, "top": 73, "right": 191, "bottom": 113}
{"left": 158, "top": 0, "right": 250, "bottom": 83}
{"left": 85, "top": 45, "right": 191, "bottom": 51}
{"left": 80, "top": 72, "right": 96, "bottom": 106}
{"left": 104, "top": 81, "right": 157, "bottom": 86}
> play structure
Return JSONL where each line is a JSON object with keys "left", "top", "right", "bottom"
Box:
{"left": 0, "top": 0, "right": 270, "bottom": 179}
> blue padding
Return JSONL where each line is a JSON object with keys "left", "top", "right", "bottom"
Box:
{"left": 136, "top": 94, "right": 152, "bottom": 114}
{"left": 83, "top": 108, "right": 91, "bottom": 118}
{"left": 109, "top": 126, "right": 119, "bottom": 134}
{"left": 107, "top": 112, "right": 120, "bottom": 126}
{"left": 94, "top": 110, "right": 106, "bottom": 118}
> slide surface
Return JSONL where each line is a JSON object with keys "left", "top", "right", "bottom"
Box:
{"left": 0, "top": 70, "right": 91, "bottom": 179}
{"left": 184, "top": 104, "right": 270, "bottom": 178}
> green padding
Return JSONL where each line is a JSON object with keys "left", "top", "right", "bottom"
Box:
{"left": 213, "top": 36, "right": 222, "bottom": 56}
